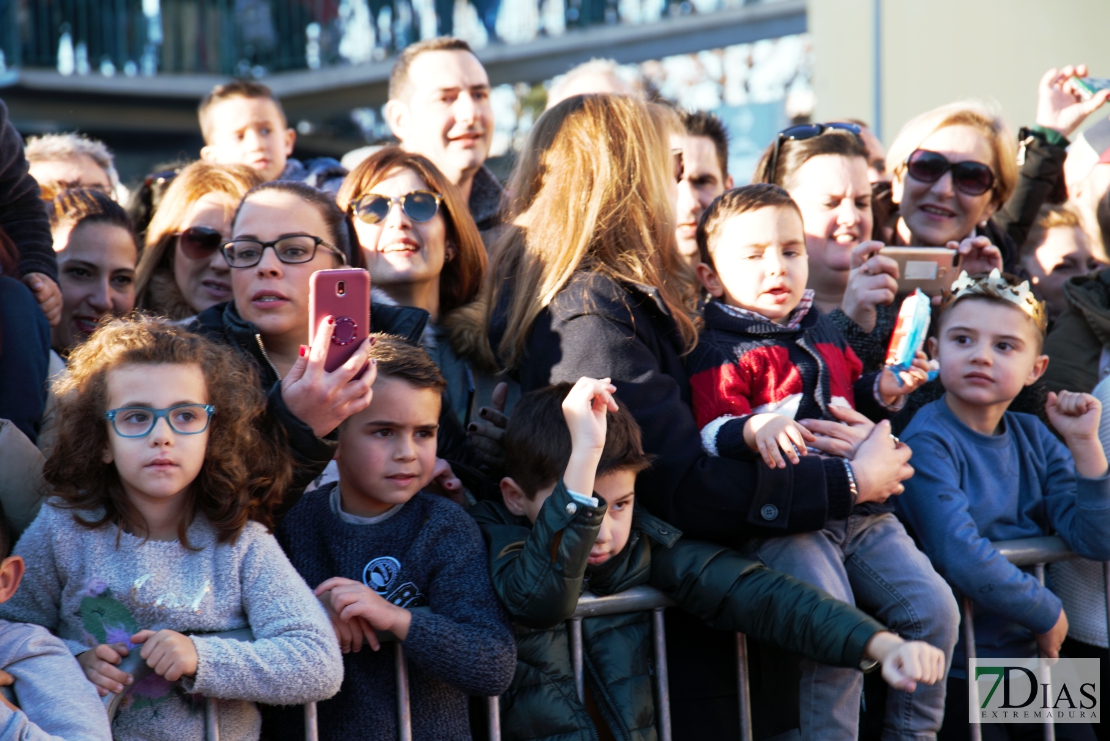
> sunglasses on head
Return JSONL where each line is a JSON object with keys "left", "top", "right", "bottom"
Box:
{"left": 350, "top": 190, "right": 444, "bottom": 225}
{"left": 769, "top": 122, "right": 862, "bottom": 180}
{"left": 175, "top": 226, "right": 224, "bottom": 260}
{"left": 904, "top": 149, "right": 995, "bottom": 197}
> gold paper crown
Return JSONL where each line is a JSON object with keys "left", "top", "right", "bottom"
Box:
{"left": 944, "top": 269, "right": 1047, "bottom": 333}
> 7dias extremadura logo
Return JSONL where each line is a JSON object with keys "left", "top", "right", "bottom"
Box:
{"left": 969, "top": 658, "right": 1100, "bottom": 724}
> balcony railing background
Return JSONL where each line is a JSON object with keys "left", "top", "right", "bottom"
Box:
{"left": 0, "top": 0, "right": 785, "bottom": 78}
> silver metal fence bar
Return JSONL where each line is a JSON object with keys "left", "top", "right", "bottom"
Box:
{"left": 487, "top": 696, "right": 501, "bottom": 741}
{"left": 962, "top": 597, "right": 981, "bottom": 741}
{"left": 1033, "top": 564, "right": 1056, "bottom": 741}
{"left": 396, "top": 643, "right": 412, "bottom": 741}
{"left": 205, "top": 697, "right": 220, "bottom": 741}
{"left": 570, "top": 617, "right": 585, "bottom": 703}
{"left": 651, "top": 607, "right": 672, "bottom": 741}
{"left": 736, "top": 633, "right": 753, "bottom": 741}
{"left": 304, "top": 701, "right": 319, "bottom": 741}
{"left": 1105, "top": 562, "right": 1110, "bottom": 653}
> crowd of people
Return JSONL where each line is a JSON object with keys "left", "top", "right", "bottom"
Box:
{"left": 0, "top": 34, "right": 1109, "bottom": 741}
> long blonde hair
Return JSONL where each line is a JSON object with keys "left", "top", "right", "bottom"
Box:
{"left": 476, "top": 94, "right": 698, "bottom": 370}
{"left": 135, "top": 162, "right": 263, "bottom": 318}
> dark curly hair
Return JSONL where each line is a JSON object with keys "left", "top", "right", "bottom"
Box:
{"left": 44, "top": 316, "right": 292, "bottom": 546}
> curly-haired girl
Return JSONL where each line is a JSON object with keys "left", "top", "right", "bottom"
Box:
{"left": 0, "top": 316, "right": 343, "bottom": 741}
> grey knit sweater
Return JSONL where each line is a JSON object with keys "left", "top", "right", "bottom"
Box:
{"left": 0, "top": 501, "right": 344, "bottom": 741}
{"left": 0, "top": 619, "right": 111, "bottom": 741}
{"left": 273, "top": 484, "right": 516, "bottom": 741}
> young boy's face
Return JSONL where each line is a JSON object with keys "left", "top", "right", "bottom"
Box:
{"left": 200, "top": 96, "right": 294, "bottom": 182}
{"left": 696, "top": 206, "right": 809, "bottom": 323}
{"left": 505, "top": 469, "right": 637, "bottom": 567}
{"left": 336, "top": 376, "right": 441, "bottom": 517}
{"left": 932, "top": 298, "right": 1048, "bottom": 409}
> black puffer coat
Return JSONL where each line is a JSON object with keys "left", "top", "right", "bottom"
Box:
{"left": 471, "top": 482, "right": 886, "bottom": 741}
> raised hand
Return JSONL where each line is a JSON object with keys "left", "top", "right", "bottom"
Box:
{"left": 467, "top": 381, "right": 509, "bottom": 470}
{"left": 743, "top": 413, "right": 815, "bottom": 469}
{"left": 77, "top": 643, "right": 133, "bottom": 696}
{"left": 131, "top": 629, "right": 199, "bottom": 682}
{"left": 1046, "top": 391, "right": 1107, "bottom": 478}
{"left": 1036, "top": 65, "right": 1110, "bottom": 138}
{"left": 21, "top": 273, "right": 62, "bottom": 327}
{"left": 560, "top": 377, "right": 619, "bottom": 496}
{"left": 282, "top": 318, "right": 378, "bottom": 437}
{"left": 842, "top": 241, "right": 899, "bottom": 332}
{"left": 949, "top": 236, "right": 1002, "bottom": 276}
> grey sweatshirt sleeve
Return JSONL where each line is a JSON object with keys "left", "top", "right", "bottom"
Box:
{"left": 0, "top": 507, "right": 86, "bottom": 656}
{"left": 182, "top": 526, "right": 344, "bottom": 705}
{"left": 0, "top": 622, "right": 112, "bottom": 741}
{"left": 401, "top": 508, "right": 516, "bottom": 696}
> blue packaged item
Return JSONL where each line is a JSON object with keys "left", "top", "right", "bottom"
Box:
{"left": 884, "top": 289, "right": 938, "bottom": 385}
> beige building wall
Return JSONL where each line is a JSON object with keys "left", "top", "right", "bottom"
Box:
{"left": 809, "top": 0, "right": 1110, "bottom": 147}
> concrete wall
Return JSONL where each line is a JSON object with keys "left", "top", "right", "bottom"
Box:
{"left": 809, "top": 0, "right": 1110, "bottom": 146}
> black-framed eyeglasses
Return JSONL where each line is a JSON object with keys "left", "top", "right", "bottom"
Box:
{"left": 350, "top": 191, "right": 444, "bottom": 225}
{"left": 903, "top": 149, "right": 995, "bottom": 197}
{"left": 174, "top": 226, "right": 224, "bottom": 260}
{"left": 221, "top": 234, "right": 347, "bottom": 269}
{"left": 105, "top": 404, "right": 216, "bottom": 438}
{"left": 769, "top": 122, "right": 862, "bottom": 182}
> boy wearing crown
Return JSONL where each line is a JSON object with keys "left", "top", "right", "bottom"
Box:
{"left": 897, "top": 269, "right": 1110, "bottom": 736}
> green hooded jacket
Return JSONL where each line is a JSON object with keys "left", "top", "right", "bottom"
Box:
{"left": 1044, "top": 269, "right": 1110, "bottom": 395}
{"left": 470, "top": 482, "right": 886, "bottom": 741}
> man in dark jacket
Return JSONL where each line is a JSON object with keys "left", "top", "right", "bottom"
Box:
{"left": 1043, "top": 269, "right": 1110, "bottom": 395}
{"left": 471, "top": 380, "right": 944, "bottom": 741}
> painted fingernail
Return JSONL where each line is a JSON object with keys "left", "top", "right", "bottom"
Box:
{"left": 300, "top": 345, "right": 307, "bottom": 357}
{"left": 328, "top": 316, "right": 335, "bottom": 325}
{"left": 479, "top": 408, "right": 489, "bottom": 418}
{"left": 369, "top": 336, "right": 376, "bottom": 346}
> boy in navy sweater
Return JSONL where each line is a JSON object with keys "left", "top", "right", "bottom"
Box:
{"left": 686, "top": 184, "right": 957, "bottom": 741}
{"left": 275, "top": 335, "right": 515, "bottom": 741}
{"left": 897, "top": 270, "right": 1110, "bottom": 737}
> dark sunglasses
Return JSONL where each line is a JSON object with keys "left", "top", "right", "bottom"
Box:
{"left": 350, "top": 190, "right": 443, "bottom": 225}
{"left": 175, "top": 226, "right": 225, "bottom": 260}
{"left": 769, "top": 122, "right": 861, "bottom": 181}
{"left": 904, "top": 149, "right": 995, "bottom": 197}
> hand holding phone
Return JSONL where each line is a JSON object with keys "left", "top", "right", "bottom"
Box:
{"left": 878, "top": 247, "right": 957, "bottom": 297}
{"left": 309, "top": 268, "right": 371, "bottom": 373}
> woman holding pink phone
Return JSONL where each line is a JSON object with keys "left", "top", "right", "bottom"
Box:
{"left": 190, "top": 181, "right": 430, "bottom": 500}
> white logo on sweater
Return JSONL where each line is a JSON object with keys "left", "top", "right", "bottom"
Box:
{"left": 362, "top": 557, "right": 427, "bottom": 608}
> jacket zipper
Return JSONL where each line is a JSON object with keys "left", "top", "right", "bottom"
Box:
{"left": 255, "top": 334, "right": 281, "bottom": 380}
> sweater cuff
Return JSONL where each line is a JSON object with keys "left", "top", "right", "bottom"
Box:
{"left": 17, "top": 255, "right": 58, "bottom": 284}
{"left": 823, "top": 458, "right": 854, "bottom": 520}
{"left": 1075, "top": 470, "right": 1110, "bottom": 509}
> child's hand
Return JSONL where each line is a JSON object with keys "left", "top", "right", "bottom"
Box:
{"left": 864, "top": 632, "right": 945, "bottom": 693}
{"left": 77, "top": 643, "right": 134, "bottom": 696}
{"left": 879, "top": 352, "right": 933, "bottom": 402}
{"left": 0, "top": 670, "right": 17, "bottom": 712}
{"left": 1046, "top": 391, "right": 1108, "bottom": 478}
{"left": 428, "top": 458, "right": 465, "bottom": 506}
{"left": 561, "top": 377, "right": 619, "bottom": 495}
{"left": 315, "top": 577, "right": 412, "bottom": 649}
{"left": 131, "top": 630, "right": 198, "bottom": 682}
{"left": 21, "top": 273, "right": 62, "bottom": 327}
{"left": 743, "top": 413, "right": 816, "bottom": 468}
{"left": 562, "top": 377, "right": 618, "bottom": 455}
{"left": 317, "top": 592, "right": 380, "bottom": 653}
{"left": 1036, "top": 609, "right": 1069, "bottom": 659}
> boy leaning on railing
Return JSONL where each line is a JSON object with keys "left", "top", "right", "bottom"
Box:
{"left": 470, "top": 377, "right": 945, "bottom": 741}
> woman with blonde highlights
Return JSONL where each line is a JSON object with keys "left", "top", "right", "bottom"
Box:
{"left": 466, "top": 93, "right": 918, "bottom": 737}
{"left": 337, "top": 147, "right": 488, "bottom": 423}
{"left": 135, "top": 162, "right": 263, "bottom": 320}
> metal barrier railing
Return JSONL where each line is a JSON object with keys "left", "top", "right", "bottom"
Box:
{"left": 963, "top": 536, "right": 1110, "bottom": 741}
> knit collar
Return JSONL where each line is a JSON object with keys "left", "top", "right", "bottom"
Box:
{"left": 711, "top": 289, "right": 815, "bottom": 331}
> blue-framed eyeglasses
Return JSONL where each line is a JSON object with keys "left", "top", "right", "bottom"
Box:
{"left": 105, "top": 404, "right": 216, "bottom": 438}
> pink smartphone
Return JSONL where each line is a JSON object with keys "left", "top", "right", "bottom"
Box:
{"left": 309, "top": 268, "right": 371, "bottom": 373}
